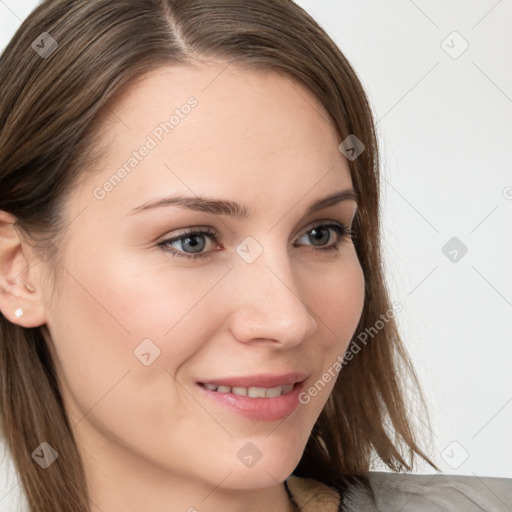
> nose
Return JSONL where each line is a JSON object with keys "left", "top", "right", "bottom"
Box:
{"left": 227, "top": 251, "right": 318, "bottom": 349}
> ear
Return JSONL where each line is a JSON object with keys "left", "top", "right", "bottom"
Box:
{"left": 0, "top": 210, "right": 48, "bottom": 328}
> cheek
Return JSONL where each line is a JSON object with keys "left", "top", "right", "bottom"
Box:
{"left": 44, "top": 258, "right": 217, "bottom": 466}
{"left": 298, "top": 253, "right": 365, "bottom": 405}
{"left": 307, "top": 251, "right": 365, "bottom": 345}
{"left": 45, "top": 252, "right": 233, "bottom": 420}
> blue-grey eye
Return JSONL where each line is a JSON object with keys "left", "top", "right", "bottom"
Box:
{"left": 158, "top": 227, "right": 219, "bottom": 259}
{"left": 306, "top": 226, "right": 332, "bottom": 246}
{"left": 173, "top": 234, "right": 207, "bottom": 253}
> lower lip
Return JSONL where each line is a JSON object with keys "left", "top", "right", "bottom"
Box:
{"left": 197, "top": 381, "right": 304, "bottom": 421}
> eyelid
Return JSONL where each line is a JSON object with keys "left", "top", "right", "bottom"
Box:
{"left": 295, "top": 217, "right": 351, "bottom": 238}
{"left": 160, "top": 225, "right": 216, "bottom": 239}
{"left": 159, "top": 218, "right": 350, "bottom": 244}
{"left": 157, "top": 226, "right": 220, "bottom": 259}
{"left": 157, "top": 218, "right": 353, "bottom": 261}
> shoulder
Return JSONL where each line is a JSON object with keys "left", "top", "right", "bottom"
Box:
{"left": 367, "top": 471, "right": 512, "bottom": 511}
{"left": 286, "top": 472, "right": 512, "bottom": 512}
{"left": 285, "top": 474, "right": 380, "bottom": 512}
{"left": 285, "top": 475, "right": 341, "bottom": 512}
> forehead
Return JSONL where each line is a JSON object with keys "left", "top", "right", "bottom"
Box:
{"left": 74, "top": 62, "right": 353, "bottom": 219}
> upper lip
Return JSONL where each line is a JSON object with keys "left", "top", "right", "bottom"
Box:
{"left": 198, "top": 372, "right": 308, "bottom": 388}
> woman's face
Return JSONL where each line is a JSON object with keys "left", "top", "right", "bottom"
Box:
{"left": 40, "top": 62, "right": 365, "bottom": 506}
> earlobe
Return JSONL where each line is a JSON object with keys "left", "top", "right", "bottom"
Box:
{"left": 0, "top": 210, "right": 48, "bottom": 328}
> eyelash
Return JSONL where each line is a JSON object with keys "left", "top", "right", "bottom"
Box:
{"left": 157, "top": 221, "right": 354, "bottom": 260}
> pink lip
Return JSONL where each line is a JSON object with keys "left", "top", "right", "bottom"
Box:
{"left": 197, "top": 380, "right": 305, "bottom": 421}
{"left": 196, "top": 373, "right": 308, "bottom": 422}
{"left": 197, "top": 372, "right": 307, "bottom": 388}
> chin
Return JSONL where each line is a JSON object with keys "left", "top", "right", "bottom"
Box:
{"left": 222, "top": 465, "right": 295, "bottom": 490}
{"left": 218, "top": 445, "right": 303, "bottom": 490}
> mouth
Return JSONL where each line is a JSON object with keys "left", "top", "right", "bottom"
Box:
{"left": 195, "top": 373, "right": 308, "bottom": 421}
{"left": 198, "top": 382, "right": 296, "bottom": 398}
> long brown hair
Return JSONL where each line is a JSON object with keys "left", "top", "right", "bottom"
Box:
{"left": 0, "top": 0, "right": 440, "bottom": 510}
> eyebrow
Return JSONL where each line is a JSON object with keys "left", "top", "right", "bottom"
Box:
{"left": 129, "top": 188, "right": 358, "bottom": 218}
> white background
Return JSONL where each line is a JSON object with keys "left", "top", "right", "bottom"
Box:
{"left": 1, "top": 0, "right": 511, "bottom": 509}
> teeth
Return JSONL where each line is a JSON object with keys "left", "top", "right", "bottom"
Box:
{"left": 202, "top": 383, "right": 295, "bottom": 397}
{"left": 282, "top": 384, "right": 294, "bottom": 394}
{"left": 265, "top": 386, "right": 283, "bottom": 398}
{"left": 248, "top": 387, "right": 267, "bottom": 398}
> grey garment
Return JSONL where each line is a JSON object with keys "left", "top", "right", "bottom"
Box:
{"left": 345, "top": 472, "right": 512, "bottom": 512}
{"left": 340, "top": 476, "right": 380, "bottom": 511}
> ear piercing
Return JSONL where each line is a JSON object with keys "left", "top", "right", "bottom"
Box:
{"left": 13, "top": 284, "right": 34, "bottom": 318}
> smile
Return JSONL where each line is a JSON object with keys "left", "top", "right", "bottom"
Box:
{"left": 199, "top": 383, "right": 295, "bottom": 397}
{"left": 196, "top": 379, "right": 306, "bottom": 421}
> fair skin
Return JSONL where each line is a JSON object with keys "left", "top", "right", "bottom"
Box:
{"left": 0, "top": 61, "right": 364, "bottom": 512}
